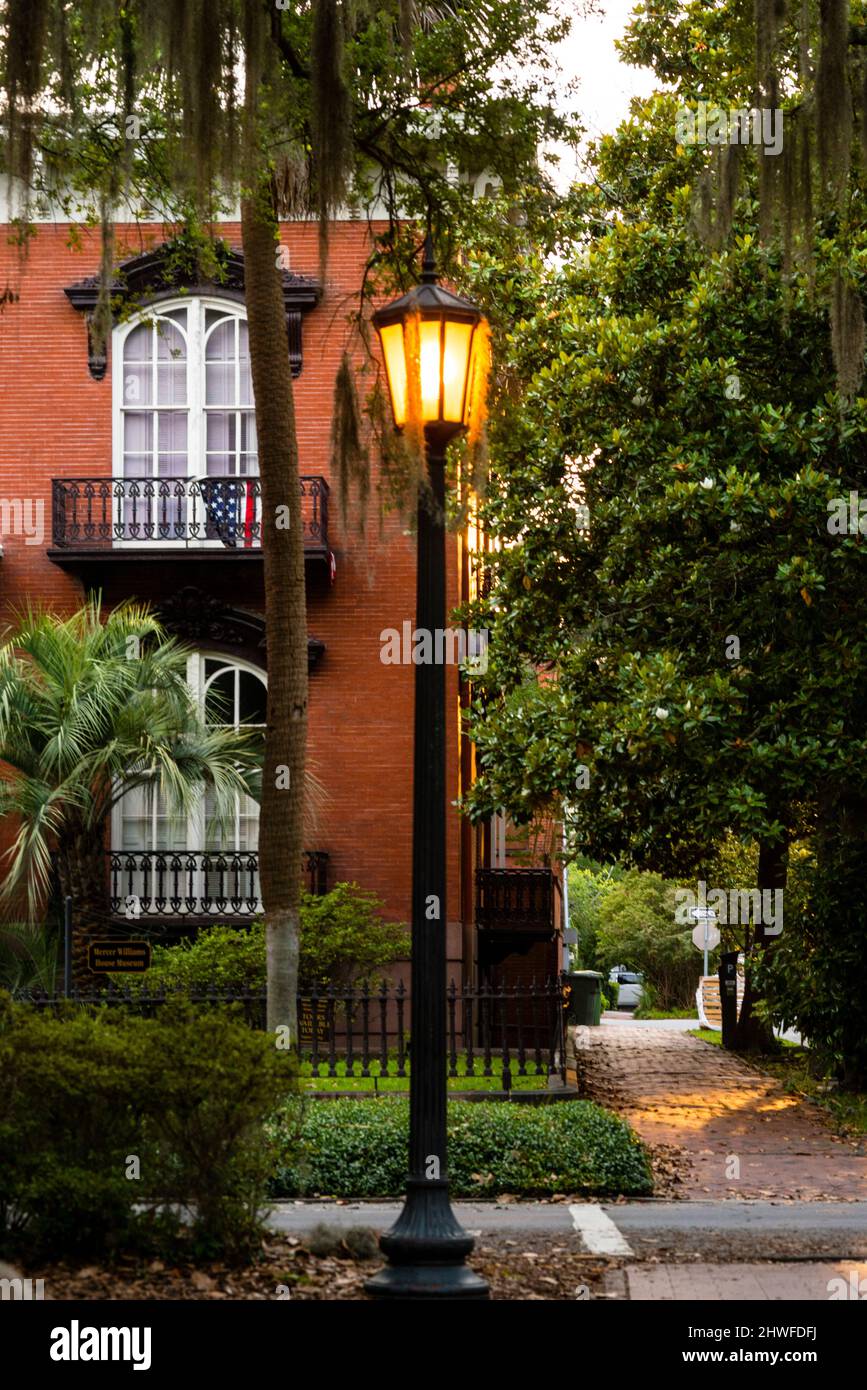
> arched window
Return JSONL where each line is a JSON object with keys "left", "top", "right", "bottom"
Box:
{"left": 200, "top": 656, "right": 265, "bottom": 855}
{"left": 113, "top": 299, "right": 259, "bottom": 544}
{"left": 112, "top": 654, "right": 266, "bottom": 916}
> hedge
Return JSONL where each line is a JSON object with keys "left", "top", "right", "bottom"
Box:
{"left": 269, "top": 1097, "right": 653, "bottom": 1198}
{"left": 0, "top": 993, "right": 298, "bottom": 1261}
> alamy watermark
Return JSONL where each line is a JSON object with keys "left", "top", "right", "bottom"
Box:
{"left": 0, "top": 1274, "right": 44, "bottom": 1300}
{"left": 827, "top": 492, "right": 867, "bottom": 535}
{"left": 380, "top": 622, "right": 489, "bottom": 674}
{"left": 675, "top": 880, "right": 783, "bottom": 935}
{"left": 0, "top": 498, "right": 44, "bottom": 546}
{"left": 676, "top": 102, "right": 784, "bottom": 157}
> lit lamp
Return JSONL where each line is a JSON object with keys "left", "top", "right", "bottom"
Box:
{"left": 365, "top": 239, "right": 489, "bottom": 1301}
{"left": 374, "top": 241, "right": 486, "bottom": 448}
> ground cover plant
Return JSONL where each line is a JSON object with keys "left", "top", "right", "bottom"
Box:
{"left": 268, "top": 1096, "right": 653, "bottom": 1199}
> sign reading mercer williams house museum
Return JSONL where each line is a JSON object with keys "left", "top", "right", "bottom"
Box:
{"left": 88, "top": 941, "right": 152, "bottom": 974}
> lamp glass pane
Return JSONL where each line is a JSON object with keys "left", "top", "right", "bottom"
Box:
{"left": 379, "top": 322, "right": 409, "bottom": 426}
{"left": 463, "top": 325, "right": 482, "bottom": 426}
{"left": 442, "top": 320, "right": 474, "bottom": 422}
{"left": 419, "top": 319, "right": 443, "bottom": 421}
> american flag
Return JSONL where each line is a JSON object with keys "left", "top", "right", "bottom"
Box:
{"left": 200, "top": 478, "right": 257, "bottom": 548}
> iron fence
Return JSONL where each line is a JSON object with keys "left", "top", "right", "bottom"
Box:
{"left": 15, "top": 978, "right": 567, "bottom": 1089}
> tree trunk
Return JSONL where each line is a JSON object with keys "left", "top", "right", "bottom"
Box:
{"left": 241, "top": 182, "right": 308, "bottom": 1045}
{"left": 59, "top": 829, "right": 112, "bottom": 991}
{"left": 732, "top": 836, "right": 787, "bottom": 1053}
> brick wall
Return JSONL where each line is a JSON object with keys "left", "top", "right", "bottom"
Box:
{"left": 0, "top": 218, "right": 465, "bottom": 973}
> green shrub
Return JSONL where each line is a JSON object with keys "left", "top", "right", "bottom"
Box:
{"left": 125, "top": 882, "right": 408, "bottom": 994}
{"left": 268, "top": 1097, "right": 653, "bottom": 1199}
{"left": 134, "top": 1002, "right": 299, "bottom": 1258}
{"left": 0, "top": 993, "right": 298, "bottom": 1261}
{"left": 0, "top": 994, "right": 144, "bottom": 1258}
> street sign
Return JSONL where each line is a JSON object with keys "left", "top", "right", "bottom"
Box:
{"left": 692, "top": 921, "right": 720, "bottom": 952}
{"left": 88, "top": 940, "right": 151, "bottom": 973}
{"left": 689, "top": 907, "right": 717, "bottom": 920}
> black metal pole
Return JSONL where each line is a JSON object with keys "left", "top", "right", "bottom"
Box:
{"left": 365, "top": 443, "right": 489, "bottom": 1300}
{"left": 63, "top": 895, "right": 73, "bottom": 998}
{"left": 719, "top": 950, "right": 739, "bottom": 1049}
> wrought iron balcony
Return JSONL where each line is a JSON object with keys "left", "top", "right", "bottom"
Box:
{"left": 108, "top": 848, "right": 329, "bottom": 920}
{"left": 50, "top": 475, "right": 329, "bottom": 561}
{"left": 475, "top": 867, "right": 556, "bottom": 933}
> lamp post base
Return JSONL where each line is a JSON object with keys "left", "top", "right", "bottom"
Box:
{"left": 364, "top": 1263, "right": 490, "bottom": 1299}
{"left": 364, "top": 1179, "right": 490, "bottom": 1300}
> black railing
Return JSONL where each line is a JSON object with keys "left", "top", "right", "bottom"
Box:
{"left": 476, "top": 867, "right": 555, "bottom": 931}
{"left": 51, "top": 476, "right": 329, "bottom": 551}
{"left": 108, "top": 848, "right": 329, "bottom": 918}
{"left": 16, "top": 979, "right": 567, "bottom": 1088}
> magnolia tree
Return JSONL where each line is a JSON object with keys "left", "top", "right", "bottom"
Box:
{"left": 460, "top": 59, "right": 867, "bottom": 1064}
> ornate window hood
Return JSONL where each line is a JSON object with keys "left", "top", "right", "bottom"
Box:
{"left": 64, "top": 241, "right": 321, "bottom": 380}
{"left": 156, "top": 586, "right": 326, "bottom": 674}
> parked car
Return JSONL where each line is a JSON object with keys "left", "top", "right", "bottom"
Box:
{"left": 609, "top": 967, "right": 643, "bottom": 1009}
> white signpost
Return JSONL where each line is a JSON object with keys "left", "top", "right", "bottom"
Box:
{"left": 690, "top": 907, "right": 720, "bottom": 975}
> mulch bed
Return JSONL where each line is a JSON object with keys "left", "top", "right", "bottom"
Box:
{"left": 28, "top": 1233, "right": 616, "bottom": 1302}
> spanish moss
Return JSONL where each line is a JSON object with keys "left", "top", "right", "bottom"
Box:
{"left": 2, "top": 0, "right": 49, "bottom": 196}
{"left": 816, "top": 0, "right": 852, "bottom": 203}
{"left": 331, "top": 351, "right": 370, "bottom": 532}
{"left": 311, "top": 0, "right": 352, "bottom": 272}
{"left": 694, "top": 145, "right": 743, "bottom": 251}
{"left": 829, "top": 269, "right": 865, "bottom": 403}
{"left": 90, "top": 191, "right": 116, "bottom": 372}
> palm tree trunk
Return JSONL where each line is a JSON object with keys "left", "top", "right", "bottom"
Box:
{"left": 241, "top": 182, "right": 308, "bottom": 1044}
{"left": 58, "top": 830, "right": 111, "bottom": 991}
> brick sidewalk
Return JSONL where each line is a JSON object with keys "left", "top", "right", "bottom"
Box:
{"left": 605, "top": 1261, "right": 867, "bottom": 1300}
{"left": 571, "top": 1022, "right": 867, "bottom": 1200}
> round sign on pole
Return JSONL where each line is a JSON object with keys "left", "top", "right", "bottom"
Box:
{"left": 692, "top": 921, "right": 720, "bottom": 952}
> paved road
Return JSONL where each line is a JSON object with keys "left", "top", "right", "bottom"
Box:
{"left": 269, "top": 1198, "right": 867, "bottom": 1246}
{"left": 267, "top": 1199, "right": 867, "bottom": 1299}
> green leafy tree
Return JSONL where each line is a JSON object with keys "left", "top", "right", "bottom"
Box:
{"left": 461, "top": 57, "right": 867, "bottom": 1062}
{"left": 566, "top": 861, "right": 622, "bottom": 972}
{"left": 596, "top": 871, "right": 698, "bottom": 1013}
{"left": 129, "top": 883, "right": 408, "bottom": 993}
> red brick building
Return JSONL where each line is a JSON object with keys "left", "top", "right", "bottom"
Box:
{"left": 0, "top": 214, "right": 562, "bottom": 986}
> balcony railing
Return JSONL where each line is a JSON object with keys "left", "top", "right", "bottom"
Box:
{"left": 51, "top": 476, "right": 329, "bottom": 552}
{"left": 475, "top": 867, "right": 556, "bottom": 932}
{"left": 108, "top": 849, "right": 329, "bottom": 919}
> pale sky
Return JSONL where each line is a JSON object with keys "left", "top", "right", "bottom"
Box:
{"left": 547, "top": 0, "right": 659, "bottom": 187}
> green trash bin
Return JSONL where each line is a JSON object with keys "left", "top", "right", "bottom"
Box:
{"left": 562, "top": 971, "right": 604, "bottom": 1027}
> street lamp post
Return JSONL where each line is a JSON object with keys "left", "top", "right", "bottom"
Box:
{"left": 364, "top": 238, "right": 490, "bottom": 1300}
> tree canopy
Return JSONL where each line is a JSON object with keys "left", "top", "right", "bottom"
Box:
{"left": 459, "top": 10, "right": 867, "bottom": 1069}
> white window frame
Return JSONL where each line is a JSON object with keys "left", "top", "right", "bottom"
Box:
{"left": 111, "top": 297, "right": 259, "bottom": 549}
{"left": 111, "top": 652, "right": 266, "bottom": 915}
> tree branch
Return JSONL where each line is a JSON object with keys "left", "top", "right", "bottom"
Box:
{"left": 270, "top": 5, "right": 310, "bottom": 80}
